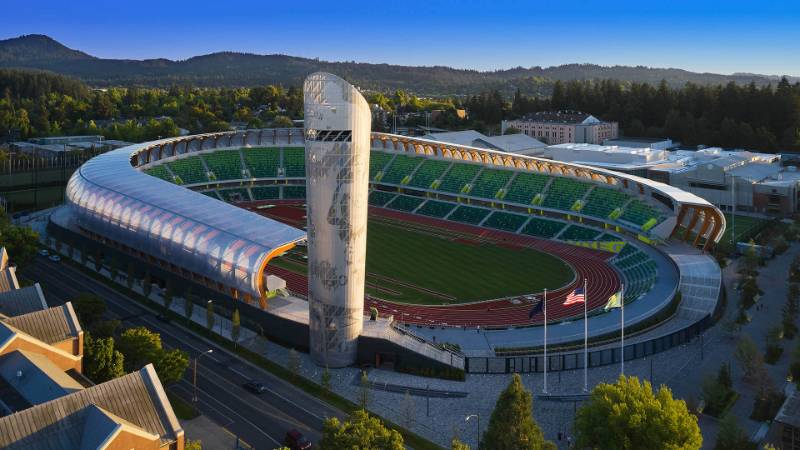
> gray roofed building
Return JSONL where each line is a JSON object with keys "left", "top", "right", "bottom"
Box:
{"left": 0, "top": 350, "right": 84, "bottom": 410}
{"left": 422, "top": 130, "right": 487, "bottom": 146}
{"left": 472, "top": 133, "right": 547, "bottom": 156}
{"left": 0, "top": 364, "right": 183, "bottom": 450}
{"left": 0, "top": 248, "right": 20, "bottom": 293}
{"left": 0, "top": 284, "right": 48, "bottom": 317}
{"left": 3, "top": 302, "right": 82, "bottom": 346}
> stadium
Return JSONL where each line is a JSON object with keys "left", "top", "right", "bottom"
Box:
{"left": 54, "top": 74, "right": 725, "bottom": 374}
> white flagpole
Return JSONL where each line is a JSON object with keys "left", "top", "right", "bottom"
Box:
{"left": 621, "top": 284, "right": 625, "bottom": 377}
{"left": 584, "top": 278, "right": 588, "bottom": 392}
{"left": 543, "top": 288, "right": 548, "bottom": 394}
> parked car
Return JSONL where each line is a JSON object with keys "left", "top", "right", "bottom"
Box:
{"left": 38, "top": 249, "right": 49, "bottom": 256}
{"left": 243, "top": 380, "right": 267, "bottom": 394}
{"left": 48, "top": 255, "right": 61, "bottom": 262}
{"left": 284, "top": 429, "right": 312, "bottom": 450}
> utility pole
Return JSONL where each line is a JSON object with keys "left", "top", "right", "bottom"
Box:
{"left": 192, "top": 349, "right": 213, "bottom": 402}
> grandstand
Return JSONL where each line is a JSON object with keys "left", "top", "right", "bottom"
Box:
{"left": 438, "top": 163, "right": 481, "bottom": 193}
{"left": 408, "top": 159, "right": 451, "bottom": 189}
{"left": 448, "top": 205, "right": 490, "bottom": 225}
{"left": 621, "top": 199, "right": 662, "bottom": 226}
{"left": 416, "top": 200, "right": 456, "bottom": 218}
{"left": 504, "top": 172, "right": 550, "bottom": 204}
{"left": 167, "top": 157, "right": 207, "bottom": 184}
{"left": 252, "top": 186, "right": 281, "bottom": 200}
{"left": 144, "top": 164, "right": 173, "bottom": 182}
{"left": 244, "top": 147, "right": 281, "bottom": 178}
{"left": 369, "top": 190, "right": 397, "bottom": 207}
{"left": 283, "top": 185, "right": 306, "bottom": 199}
{"left": 612, "top": 244, "right": 658, "bottom": 302}
{"left": 370, "top": 152, "right": 394, "bottom": 179}
{"left": 381, "top": 154, "right": 422, "bottom": 185}
{"left": 521, "top": 217, "right": 567, "bottom": 239}
{"left": 483, "top": 211, "right": 527, "bottom": 232}
{"left": 204, "top": 150, "right": 244, "bottom": 181}
{"left": 582, "top": 187, "right": 629, "bottom": 219}
{"left": 469, "top": 169, "right": 514, "bottom": 199}
{"left": 386, "top": 194, "right": 425, "bottom": 212}
{"left": 283, "top": 147, "right": 305, "bottom": 177}
{"left": 560, "top": 224, "right": 602, "bottom": 241}
{"left": 542, "top": 177, "right": 591, "bottom": 211}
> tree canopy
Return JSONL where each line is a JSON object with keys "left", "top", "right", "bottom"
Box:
{"left": 574, "top": 375, "right": 702, "bottom": 450}
{"left": 117, "top": 326, "right": 188, "bottom": 384}
{"left": 479, "top": 374, "right": 554, "bottom": 450}
{"left": 83, "top": 334, "right": 124, "bottom": 383}
{"left": 318, "top": 409, "right": 404, "bottom": 450}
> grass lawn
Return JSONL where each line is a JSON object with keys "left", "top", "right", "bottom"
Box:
{"left": 717, "top": 214, "right": 771, "bottom": 251}
{"left": 274, "top": 218, "right": 574, "bottom": 305}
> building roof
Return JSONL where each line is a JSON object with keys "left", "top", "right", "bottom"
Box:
{"left": 517, "top": 110, "right": 600, "bottom": 125}
{"left": 422, "top": 130, "right": 487, "bottom": 146}
{"left": 0, "top": 350, "right": 84, "bottom": 408}
{"left": 0, "top": 248, "right": 19, "bottom": 294}
{"left": 2, "top": 302, "right": 81, "bottom": 345}
{"left": 605, "top": 137, "right": 670, "bottom": 144}
{"left": 776, "top": 385, "right": 800, "bottom": 428}
{"left": 0, "top": 364, "right": 182, "bottom": 449}
{"left": 0, "top": 284, "right": 48, "bottom": 317}
{"left": 473, "top": 133, "right": 546, "bottom": 153}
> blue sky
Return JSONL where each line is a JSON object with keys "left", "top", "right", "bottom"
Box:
{"left": 5, "top": 0, "right": 800, "bottom": 76}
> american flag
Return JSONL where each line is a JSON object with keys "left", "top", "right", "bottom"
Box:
{"left": 563, "top": 287, "right": 585, "bottom": 306}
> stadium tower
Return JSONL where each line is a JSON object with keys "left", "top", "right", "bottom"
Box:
{"left": 303, "top": 73, "right": 371, "bottom": 367}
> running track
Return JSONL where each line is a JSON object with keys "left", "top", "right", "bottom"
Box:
{"left": 240, "top": 201, "right": 621, "bottom": 328}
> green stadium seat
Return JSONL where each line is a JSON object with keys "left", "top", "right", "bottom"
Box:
{"left": 370, "top": 152, "right": 394, "bottom": 179}
{"left": 369, "top": 190, "right": 397, "bottom": 207}
{"left": 283, "top": 185, "right": 306, "bottom": 199}
{"left": 438, "top": 163, "right": 481, "bottom": 193}
{"left": 144, "top": 165, "right": 173, "bottom": 182}
{"left": 469, "top": 169, "right": 513, "bottom": 199}
{"left": 416, "top": 200, "right": 456, "bottom": 218}
{"left": 386, "top": 194, "right": 425, "bottom": 212}
{"left": 448, "top": 205, "right": 490, "bottom": 225}
{"left": 582, "top": 187, "right": 630, "bottom": 219}
{"left": 408, "top": 160, "right": 451, "bottom": 189}
{"left": 381, "top": 155, "right": 422, "bottom": 185}
{"left": 244, "top": 147, "right": 280, "bottom": 178}
{"left": 521, "top": 217, "right": 566, "bottom": 238}
{"left": 167, "top": 158, "right": 207, "bottom": 184}
{"left": 283, "top": 147, "right": 306, "bottom": 177}
{"left": 503, "top": 172, "right": 550, "bottom": 205}
{"left": 218, "top": 188, "right": 249, "bottom": 203}
{"left": 203, "top": 150, "right": 244, "bottom": 181}
{"left": 542, "top": 178, "right": 591, "bottom": 211}
{"left": 251, "top": 186, "right": 280, "bottom": 200}
{"left": 560, "top": 225, "right": 601, "bottom": 241}
{"left": 621, "top": 199, "right": 662, "bottom": 226}
{"left": 483, "top": 211, "right": 527, "bottom": 232}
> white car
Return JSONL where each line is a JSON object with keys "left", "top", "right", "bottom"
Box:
{"left": 38, "top": 249, "right": 49, "bottom": 256}
{"left": 48, "top": 255, "right": 61, "bottom": 262}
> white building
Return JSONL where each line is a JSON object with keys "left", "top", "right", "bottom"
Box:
{"left": 423, "top": 130, "right": 546, "bottom": 156}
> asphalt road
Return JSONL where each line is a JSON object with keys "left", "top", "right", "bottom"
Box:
{"left": 23, "top": 256, "right": 344, "bottom": 449}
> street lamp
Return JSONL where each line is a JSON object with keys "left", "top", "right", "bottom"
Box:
{"left": 192, "top": 349, "right": 214, "bottom": 402}
{"left": 466, "top": 414, "right": 480, "bottom": 446}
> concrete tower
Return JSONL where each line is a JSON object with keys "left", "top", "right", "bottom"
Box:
{"left": 304, "top": 73, "right": 371, "bottom": 367}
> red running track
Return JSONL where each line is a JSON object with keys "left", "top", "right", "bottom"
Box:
{"left": 253, "top": 201, "right": 621, "bottom": 328}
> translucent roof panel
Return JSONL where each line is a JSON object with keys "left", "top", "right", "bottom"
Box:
{"left": 66, "top": 142, "right": 305, "bottom": 298}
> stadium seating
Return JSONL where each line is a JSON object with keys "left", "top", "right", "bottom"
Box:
{"left": 415, "top": 200, "right": 456, "bottom": 218}
{"left": 438, "top": 163, "right": 482, "bottom": 193}
{"left": 503, "top": 172, "right": 550, "bottom": 204}
{"left": 621, "top": 199, "right": 661, "bottom": 226}
{"left": 386, "top": 194, "right": 425, "bottom": 212}
{"left": 244, "top": 147, "right": 280, "bottom": 178}
{"left": 381, "top": 155, "right": 422, "bottom": 185}
{"left": 483, "top": 211, "right": 527, "bottom": 232}
{"left": 283, "top": 147, "right": 306, "bottom": 177}
{"left": 560, "top": 224, "right": 601, "bottom": 241}
{"left": 369, "top": 190, "right": 397, "bottom": 207}
{"left": 167, "top": 158, "right": 207, "bottom": 184}
{"left": 283, "top": 186, "right": 306, "bottom": 199}
{"left": 448, "top": 205, "right": 490, "bottom": 225}
{"left": 370, "top": 152, "right": 394, "bottom": 179}
{"left": 218, "top": 188, "right": 250, "bottom": 203}
{"left": 582, "top": 187, "right": 630, "bottom": 219}
{"left": 203, "top": 150, "right": 244, "bottom": 181}
{"left": 144, "top": 165, "right": 173, "bottom": 182}
{"left": 251, "top": 186, "right": 280, "bottom": 200}
{"left": 408, "top": 160, "right": 451, "bottom": 189}
{"left": 521, "top": 217, "right": 567, "bottom": 238}
{"left": 469, "top": 169, "right": 513, "bottom": 199}
{"left": 612, "top": 244, "right": 657, "bottom": 301}
{"left": 542, "top": 178, "right": 591, "bottom": 211}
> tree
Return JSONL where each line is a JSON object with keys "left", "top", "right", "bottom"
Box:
{"left": 206, "top": 301, "right": 215, "bottom": 331}
{"left": 574, "top": 376, "right": 702, "bottom": 450}
{"left": 321, "top": 365, "right": 331, "bottom": 392}
{"left": 319, "top": 410, "right": 404, "bottom": 450}
{"left": 359, "top": 370, "right": 370, "bottom": 409}
{"left": 451, "top": 438, "right": 471, "bottom": 450}
{"left": 92, "top": 319, "right": 120, "bottom": 338}
{"left": 155, "top": 348, "right": 189, "bottom": 385}
{"left": 142, "top": 271, "right": 152, "bottom": 298}
{"left": 118, "top": 326, "right": 163, "bottom": 372}
{"left": 735, "top": 335, "right": 762, "bottom": 380}
{"left": 714, "top": 414, "right": 757, "bottom": 450}
{"left": 231, "top": 308, "right": 241, "bottom": 344}
{"left": 184, "top": 440, "right": 202, "bottom": 450}
{"left": 83, "top": 334, "right": 125, "bottom": 383}
{"left": 480, "top": 374, "right": 553, "bottom": 450}
{"left": 0, "top": 219, "right": 39, "bottom": 268}
{"left": 72, "top": 293, "right": 107, "bottom": 329}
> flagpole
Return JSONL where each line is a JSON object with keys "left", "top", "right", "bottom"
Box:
{"left": 584, "top": 278, "right": 588, "bottom": 393}
{"left": 621, "top": 284, "right": 625, "bottom": 377}
{"left": 543, "top": 288, "right": 548, "bottom": 394}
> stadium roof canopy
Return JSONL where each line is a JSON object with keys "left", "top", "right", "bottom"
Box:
{"left": 66, "top": 137, "right": 306, "bottom": 300}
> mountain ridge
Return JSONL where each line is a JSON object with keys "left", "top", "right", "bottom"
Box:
{"left": 1, "top": 34, "right": 797, "bottom": 95}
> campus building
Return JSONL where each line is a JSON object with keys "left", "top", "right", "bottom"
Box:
{"left": 501, "top": 110, "right": 619, "bottom": 145}
{"left": 0, "top": 248, "right": 184, "bottom": 450}
{"left": 423, "top": 130, "right": 547, "bottom": 156}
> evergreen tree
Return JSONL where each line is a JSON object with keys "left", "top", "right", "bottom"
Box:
{"left": 479, "top": 374, "right": 553, "bottom": 450}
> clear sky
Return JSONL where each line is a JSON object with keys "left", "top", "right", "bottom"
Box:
{"left": 4, "top": 0, "right": 800, "bottom": 76}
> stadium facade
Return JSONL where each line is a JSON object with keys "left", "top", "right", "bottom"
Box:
{"left": 303, "top": 73, "right": 371, "bottom": 367}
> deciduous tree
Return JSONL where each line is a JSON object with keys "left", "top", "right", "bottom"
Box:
{"left": 83, "top": 334, "right": 124, "bottom": 382}
{"left": 319, "top": 410, "right": 403, "bottom": 450}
